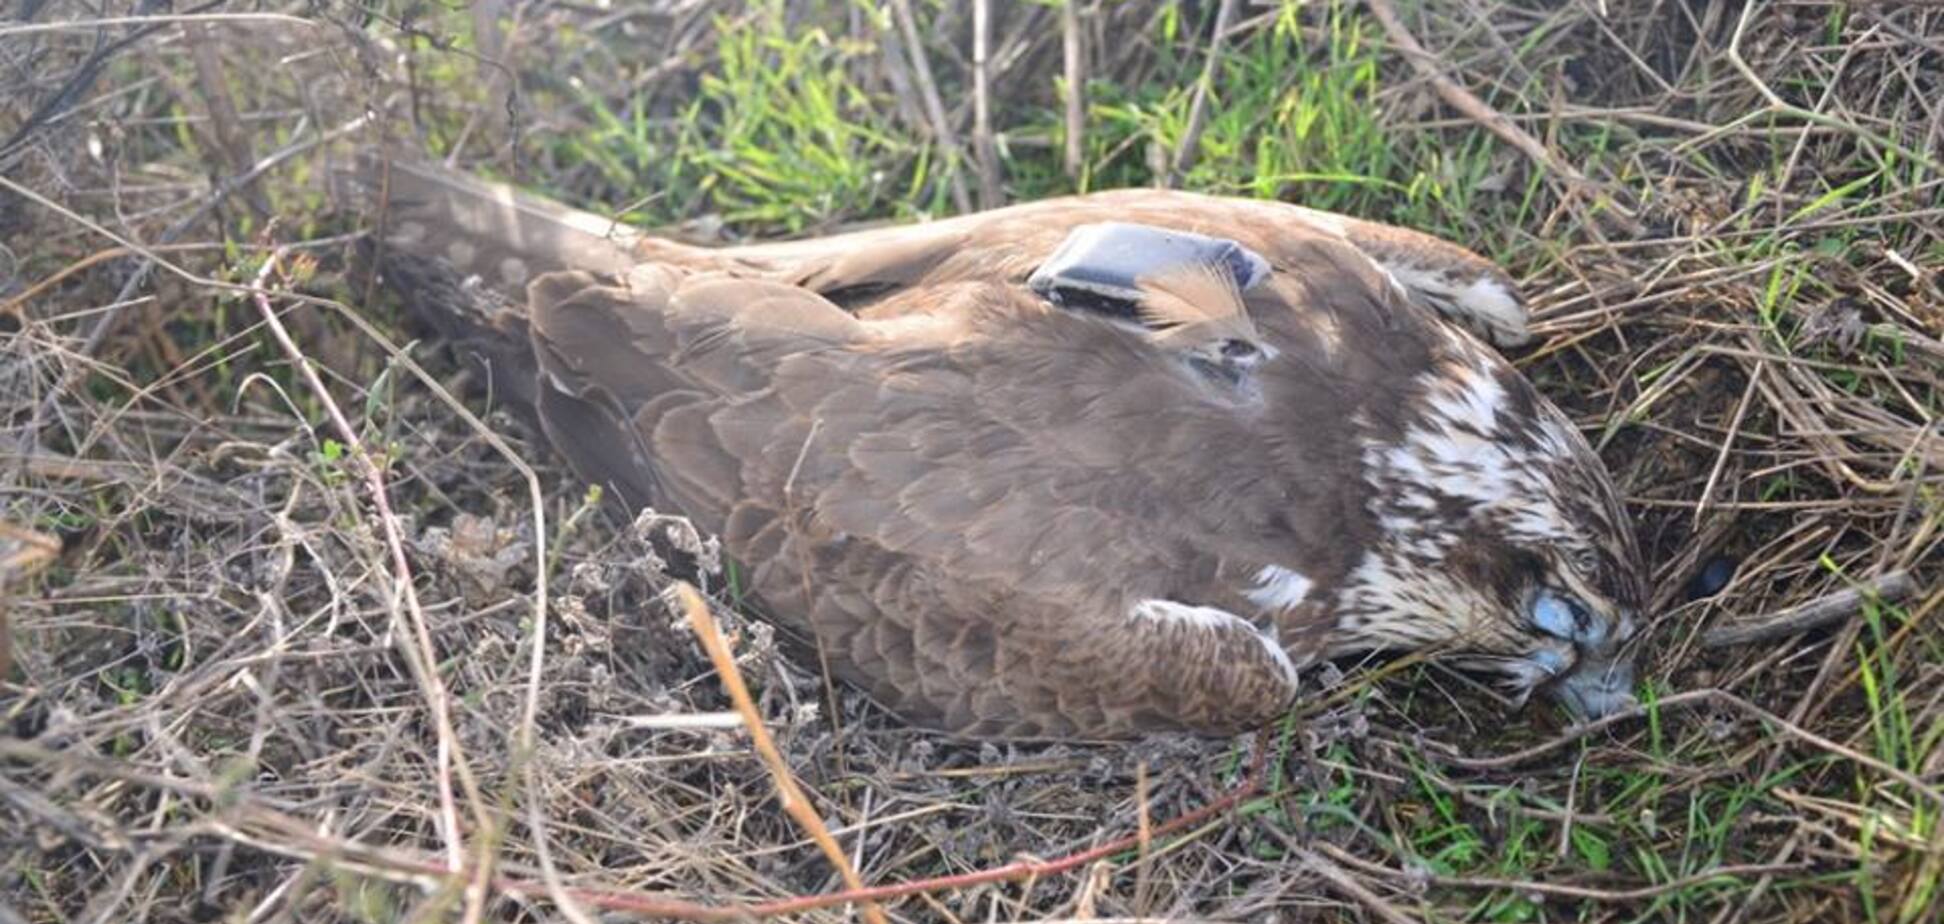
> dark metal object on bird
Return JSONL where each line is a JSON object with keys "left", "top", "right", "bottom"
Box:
{"left": 1028, "top": 221, "right": 1272, "bottom": 310}
{"left": 356, "top": 157, "right": 1649, "bottom": 739}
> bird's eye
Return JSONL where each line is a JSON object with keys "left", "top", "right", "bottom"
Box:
{"left": 1572, "top": 548, "right": 1600, "bottom": 574}
{"left": 1530, "top": 591, "right": 1581, "bottom": 640}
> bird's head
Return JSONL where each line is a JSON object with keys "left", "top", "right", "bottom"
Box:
{"left": 1333, "top": 345, "right": 1648, "bottom": 721}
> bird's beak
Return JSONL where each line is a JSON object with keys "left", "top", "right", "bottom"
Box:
{"left": 1551, "top": 654, "right": 1637, "bottom": 720}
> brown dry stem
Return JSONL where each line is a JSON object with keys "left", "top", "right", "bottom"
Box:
{"left": 676, "top": 582, "right": 890, "bottom": 924}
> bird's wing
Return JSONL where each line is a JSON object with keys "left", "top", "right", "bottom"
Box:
{"left": 714, "top": 188, "right": 1530, "bottom": 346}
{"left": 358, "top": 156, "right": 1523, "bottom": 344}
{"left": 524, "top": 267, "right": 1312, "bottom": 737}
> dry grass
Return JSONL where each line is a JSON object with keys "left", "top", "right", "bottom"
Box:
{"left": 2, "top": 1, "right": 1941, "bottom": 922}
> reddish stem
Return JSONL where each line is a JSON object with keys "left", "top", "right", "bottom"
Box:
{"left": 485, "top": 730, "right": 1274, "bottom": 919}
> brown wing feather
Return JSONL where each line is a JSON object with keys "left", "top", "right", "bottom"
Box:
{"left": 513, "top": 263, "right": 1316, "bottom": 736}
{"left": 1135, "top": 259, "right": 1248, "bottom": 329}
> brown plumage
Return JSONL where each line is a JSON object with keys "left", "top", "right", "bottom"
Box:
{"left": 1137, "top": 260, "right": 1263, "bottom": 361}
{"left": 357, "top": 158, "right": 1646, "bottom": 740}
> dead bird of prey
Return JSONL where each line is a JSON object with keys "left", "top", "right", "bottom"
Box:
{"left": 355, "top": 157, "right": 1647, "bottom": 740}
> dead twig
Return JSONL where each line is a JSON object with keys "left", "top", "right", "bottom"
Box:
{"left": 1132, "top": 760, "right": 1153, "bottom": 917}
{"left": 970, "top": 0, "right": 1003, "bottom": 208}
{"left": 675, "top": 582, "right": 890, "bottom": 924}
{"left": 721, "top": 726, "right": 1271, "bottom": 918}
{"left": 3, "top": 731, "right": 1272, "bottom": 922}
{"left": 1701, "top": 571, "right": 1916, "bottom": 648}
{"left": 246, "top": 249, "right": 489, "bottom": 887}
{"left": 1168, "top": 0, "right": 1237, "bottom": 184}
{"left": 886, "top": 0, "right": 973, "bottom": 212}
{"left": 1443, "top": 688, "right": 1944, "bottom": 806}
{"left": 1362, "top": 0, "right": 1609, "bottom": 202}
{"left": 1061, "top": 0, "right": 1086, "bottom": 180}
{"left": 1692, "top": 362, "right": 1765, "bottom": 532}
{"left": 0, "top": 11, "right": 313, "bottom": 38}
{"left": 0, "top": 242, "right": 268, "bottom": 319}
{"left": 1296, "top": 848, "right": 1420, "bottom": 924}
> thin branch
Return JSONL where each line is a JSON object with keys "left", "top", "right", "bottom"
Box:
{"left": 887, "top": 0, "right": 972, "bottom": 212}
{"left": 246, "top": 250, "right": 487, "bottom": 873}
{"left": 1363, "top": 0, "right": 1595, "bottom": 191}
{"left": 970, "top": 0, "right": 1003, "bottom": 207}
{"left": 1441, "top": 688, "right": 1944, "bottom": 806}
{"left": 0, "top": 12, "right": 315, "bottom": 37}
{"left": 1692, "top": 362, "right": 1765, "bottom": 532}
{"left": 675, "top": 583, "right": 889, "bottom": 924}
{"left": 1169, "top": 0, "right": 1238, "bottom": 184}
{"left": 0, "top": 522, "right": 62, "bottom": 681}
{"left": 1702, "top": 570, "right": 1917, "bottom": 648}
{"left": 1297, "top": 848, "right": 1419, "bottom": 924}
{"left": 4, "top": 719, "right": 1272, "bottom": 922}
{"left": 734, "top": 732, "right": 1264, "bottom": 918}
{"left": 1061, "top": 0, "right": 1086, "bottom": 180}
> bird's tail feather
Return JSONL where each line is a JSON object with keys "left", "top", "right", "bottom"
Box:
{"left": 355, "top": 155, "right": 646, "bottom": 281}
{"left": 346, "top": 155, "right": 657, "bottom": 425}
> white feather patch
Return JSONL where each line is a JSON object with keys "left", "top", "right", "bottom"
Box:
{"left": 1246, "top": 565, "right": 1314, "bottom": 611}
{"left": 1387, "top": 358, "right": 1582, "bottom": 518}
{"left": 1383, "top": 264, "right": 1529, "bottom": 347}
{"left": 1425, "top": 363, "right": 1507, "bottom": 433}
{"left": 1361, "top": 357, "right": 1591, "bottom": 562}
{"left": 1386, "top": 361, "right": 1518, "bottom": 508}
{"left": 1130, "top": 598, "right": 1247, "bottom": 631}
{"left": 1456, "top": 275, "right": 1528, "bottom": 345}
